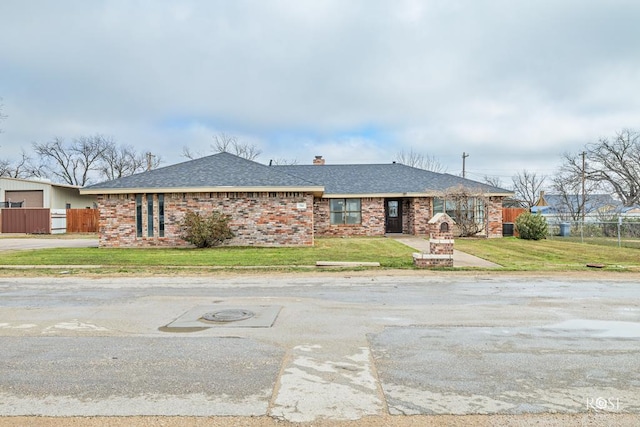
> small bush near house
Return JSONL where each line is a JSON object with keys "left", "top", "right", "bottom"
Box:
{"left": 180, "top": 210, "right": 235, "bottom": 248}
{"left": 515, "top": 212, "right": 548, "bottom": 240}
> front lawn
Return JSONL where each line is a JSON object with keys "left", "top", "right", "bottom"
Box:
{"left": 455, "top": 237, "right": 640, "bottom": 271}
{"left": 0, "top": 237, "right": 415, "bottom": 269}
{"left": 2, "top": 236, "right": 640, "bottom": 274}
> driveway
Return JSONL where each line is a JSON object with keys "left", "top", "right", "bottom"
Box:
{"left": 0, "top": 237, "right": 98, "bottom": 251}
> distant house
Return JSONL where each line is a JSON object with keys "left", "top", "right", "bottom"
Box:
{"left": 0, "top": 177, "right": 96, "bottom": 209}
{"left": 80, "top": 153, "right": 512, "bottom": 248}
{"left": 531, "top": 192, "right": 622, "bottom": 221}
{"left": 0, "top": 177, "right": 98, "bottom": 233}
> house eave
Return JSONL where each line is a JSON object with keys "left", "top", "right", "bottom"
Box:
{"left": 80, "top": 186, "right": 325, "bottom": 197}
{"left": 320, "top": 192, "right": 514, "bottom": 198}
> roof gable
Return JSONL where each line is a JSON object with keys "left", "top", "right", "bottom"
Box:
{"left": 82, "top": 152, "right": 321, "bottom": 193}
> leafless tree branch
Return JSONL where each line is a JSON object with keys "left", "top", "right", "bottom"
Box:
{"left": 394, "top": 149, "right": 445, "bottom": 173}
{"left": 268, "top": 158, "right": 299, "bottom": 165}
{"left": 211, "top": 132, "right": 261, "bottom": 160}
{"left": 582, "top": 129, "right": 640, "bottom": 206}
{"left": 512, "top": 170, "right": 546, "bottom": 208}
{"left": 98, "top": 144, "right": 154, "bottom": 180}
{"left": 33, "top": 135, "right": 112, "bottom": 186}
{"left": 438, "top": 185, "right": 489, "bottom": 237}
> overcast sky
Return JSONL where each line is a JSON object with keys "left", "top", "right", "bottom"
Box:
{"left": 1, "top": 0, "right": 639, "bottom": 186}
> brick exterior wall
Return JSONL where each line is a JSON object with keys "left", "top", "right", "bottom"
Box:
{"left": 314, "top": 197, "right": 385, "bottom": 237}
{"left": 96, "top": 192, "right": 506, "bottom": 247}
{"left": 314, "top": 197, "right": 437, "bottom": 237}
{"left": 97, "top": 192, "right": 314, "bottom": 248}
{"left": 406, "top": 197, "right": 432, "bottom": 235}
{"left": 487, "top": 196, "right": 503, "bottom": 238}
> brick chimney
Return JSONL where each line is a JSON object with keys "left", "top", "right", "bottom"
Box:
{"left": 313, "top": 155, "right": 325, "bottom": 165}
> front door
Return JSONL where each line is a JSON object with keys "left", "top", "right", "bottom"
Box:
{"left": 385, "top": 199, "right": 402, "bottom": 233}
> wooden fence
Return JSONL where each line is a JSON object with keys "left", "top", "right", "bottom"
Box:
{"left": 502, "top": 207, "right": 527, "bottom": 237}
{"left": 0, "top": 208, "right": 51, "bottom": 234}
{"left": 66, "top": 209, "right": 99, "bottom": 233}
{"left": 502, "top": 207, "right": 527, "bottom": 223}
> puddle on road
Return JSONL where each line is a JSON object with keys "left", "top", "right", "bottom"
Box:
{"left": 547, "top": 319, "right": 640, "bottom": 338}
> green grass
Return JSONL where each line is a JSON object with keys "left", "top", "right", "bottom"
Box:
{"left": 0, "top": 237, "right": 415, "bottom": 269}
{"left": 2, "top": 236, "right": 640, "bottom": 274}
{"left": 547, "top": 235, "right": 640, "bottom": 250}
{"left": 455, "top": 237, "right": 640, "bottom": 271}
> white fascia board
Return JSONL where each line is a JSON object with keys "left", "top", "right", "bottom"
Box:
{"left": 80, "top": 186, "right": 325, "bottom": 196}
{"left": 320, "top": 192, "right": 513, "bottom": 198}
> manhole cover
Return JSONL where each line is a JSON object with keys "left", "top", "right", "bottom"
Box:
{"left": 200, "top": 309, "right": 255, "bottom": 323}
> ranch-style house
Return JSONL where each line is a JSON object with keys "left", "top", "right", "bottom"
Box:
{"left": 80, "top": 152, "right": 512, "bottom": 247}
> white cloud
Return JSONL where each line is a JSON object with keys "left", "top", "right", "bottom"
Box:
{"left": 1, "top": 0, "right": 639, "bottom": 181}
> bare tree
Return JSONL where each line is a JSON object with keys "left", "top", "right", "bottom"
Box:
{"left": 0, "top": 158, "right": 10, "bottom": 177}
{"left": 483, "top": 175, "right": 505, "bottom": 189}
{"left": 212, "top": 133, "right": 261, "bottom": 160}
{"left": 564, "top": 129, "right": 640, "bottom": 207}
{"left": 181, "top": 146, "right": 202, "bottom": 160}
{"left": 438, "top": 185, "right": 489, "bottom": 237}
{"left": 512, "top": 170, "right": 546, "bottom": 208}
{"left": 182, "top": 133, "right": 262, "bottom": 161}
{"left": 33, "top": 135, "right": 112, "bottom": 186}
{"left": 269, "top": 158, "right": 299, "bottom": 165}
{"left": 0, "top": 150, "right": 45, "bottom": 179}
{"left": 98, "top": 145, "right": 161, "bottom": 180}
{"left": 394, "top": 149, "right": 445, "bottom": 173}
{"left": 550, "top": 166, "right": 600, "bottom": 221}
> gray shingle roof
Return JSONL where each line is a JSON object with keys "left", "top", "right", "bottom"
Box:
{"left": 82, "top": 152, "right": 512, "bottom": 196}
{"left": 276, "top": 163, "right": 511, "bottom": 195}
{"left": 83, "top": 152, "right": 320, "bottom": 191}
{"left": 532, "top": 194, "right": 622, "bottom": 214}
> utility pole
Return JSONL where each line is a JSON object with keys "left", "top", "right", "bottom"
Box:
{"left": 581, "top": 151, "right": 586, "bottom": 222}
{"left": 462, "top": 152, "right": 469, "bottom": 178}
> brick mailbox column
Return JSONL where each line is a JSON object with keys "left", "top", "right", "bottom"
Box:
{"left": 413, "top": 213, "right": 455, "bottom": 268}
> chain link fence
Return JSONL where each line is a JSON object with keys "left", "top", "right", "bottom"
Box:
{"left": 545, "top": 218, "right": 640, "bottom": 249}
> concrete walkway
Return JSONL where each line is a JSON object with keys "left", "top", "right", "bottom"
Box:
{"left": 388, "top": 235, "right": 501, "bottom": 268}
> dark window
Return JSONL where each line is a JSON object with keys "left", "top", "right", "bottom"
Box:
{"left": 147, "top": 195, "right": 154, "bottom": 237}
{"left": 65, "top": 203, "right": 71, "bottom": 209}
{"left": 135, "top": 194, "right": 143, "bottom": 237}
{"left": 158, "top": 194, "right": 165, "bottom": 237}
{"left": 329, "top": 199, "right": 361, "bottom": 225}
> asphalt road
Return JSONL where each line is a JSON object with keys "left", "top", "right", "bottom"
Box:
{"left": 1, "top": 273, "right": 639, "bottom": 424}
